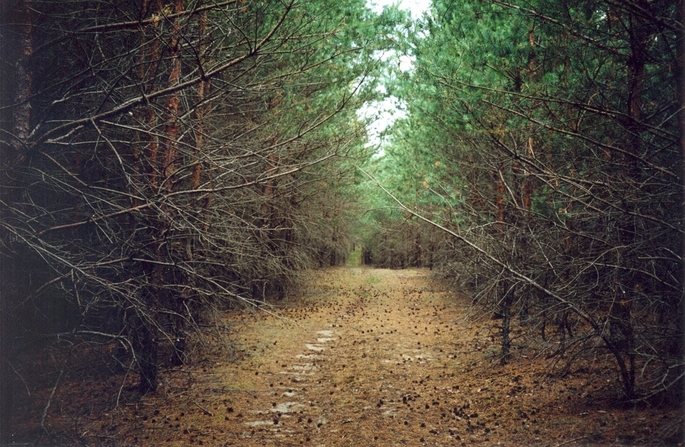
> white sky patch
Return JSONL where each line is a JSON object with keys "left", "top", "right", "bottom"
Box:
{"left": 372, "top": 49, "right": 416, "bottom": 74}
{"left": 358, "top": 95, "right": 406, "bottom": 153}
{"left": 367, "top": 0, "right": 431, "bottom": 20}
{"left": 361, "top": 0, "right": 430, "bottom": 154}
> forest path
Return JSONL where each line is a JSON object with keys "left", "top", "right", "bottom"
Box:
{"left": 103, "top": 267, "right": 673, "bottom": 446}
{"left": 212, "top": 267, "right": 473, "bottom": 446}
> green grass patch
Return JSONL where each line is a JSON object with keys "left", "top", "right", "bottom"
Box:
{"left": 346, "top": 246, "right": 362, "bottom": 266}
{"left": 223, "top": 380, "right": 256, "bottom": 391}
{"left": 366, "top": 276, "right": 381, "bottom": 284}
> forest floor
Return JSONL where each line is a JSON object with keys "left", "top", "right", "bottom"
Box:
{"left": 12, "top": 267, "right": 684, "bottom": 446}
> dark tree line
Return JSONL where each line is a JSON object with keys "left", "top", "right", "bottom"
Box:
{"left": 0, "top": 0, "right": 392, "bottom": 441}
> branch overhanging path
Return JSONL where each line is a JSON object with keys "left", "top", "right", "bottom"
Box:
{"left": 355, "top": 164, "right": 602, "bottom": 334}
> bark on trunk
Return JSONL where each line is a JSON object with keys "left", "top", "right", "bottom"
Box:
{"left": 9, "top": 0, "right": 33, "bottom": 162}
{"left": 500, "top": 280, "right": 513, "bottom": 365}
{"left": 676, "top": 0, "right": 685, "bottom": 392}
{"left": 1, "top": 1, "right": 33, "bottom": 440}
{"left": 0, "top": 261, "right": 16, "bottom": 443}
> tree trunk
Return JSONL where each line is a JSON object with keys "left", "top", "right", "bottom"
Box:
{"left": 161, "top": 0, "right": 184, "bottom": 191}
{"left": 1, "top": 0, "right": 33, "bottom": 440}
{"left": 144, "top": 0, "right": 163, "bottom": 188}
{"left": 676, "top": 0, "right": 685, "bottom": 380}
{"left": 136, "top": 316, "right": 159, "bottom": 394}
{"left": 500, "top": 280, "right": 514, "bottom": 365}
{"left": 8, "top": 0, "right": 32, "bottom": 162}
{"left": 0, "top": 260, "right": 16, "bottom": 443}
{"left": 191, "top": 9, "right": 209, "bottom": 191}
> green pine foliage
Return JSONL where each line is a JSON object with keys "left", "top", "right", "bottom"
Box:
{"left": 364, "top": 0, "right": 682, "bottom": 401}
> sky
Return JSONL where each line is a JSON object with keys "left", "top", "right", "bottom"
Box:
{"left": 361, "top": 0, "right": 432, "bottom": 152}
{"left": 367, "top": 0, "right": 432, "bottom": 20}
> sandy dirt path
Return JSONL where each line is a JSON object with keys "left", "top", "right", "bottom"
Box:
{"left": 211, "top": 267, "right": 470, "bottom": 446}
{"left": 73, "top": 266, "right": 678, "bottom": 446}
{"left": 110, "top": 266, "right": 489, "bottom": 447}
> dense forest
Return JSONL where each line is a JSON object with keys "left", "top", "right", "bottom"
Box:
{"left": 361, "top": 0, "right": 684, "bottom": 404}
{"left": 0, "top": 0, "right": 682, "bottom": 443}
